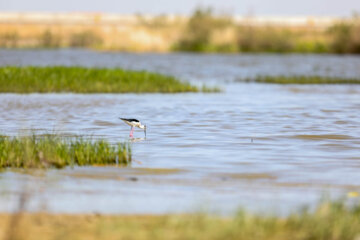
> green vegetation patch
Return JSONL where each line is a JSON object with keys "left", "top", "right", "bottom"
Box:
{"left": 2, "top": 201, "right": 360, "bottom": 240}
{"left": 250, "top": 75, "right": 360, "bottom": 84}
{"left": 0, "top": 135, "right": 131, "bottom": 169}
{"left": 0, "top": 66, "right": 218, "bottom": 93}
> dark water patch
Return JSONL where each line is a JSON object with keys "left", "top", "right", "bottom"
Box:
{"left": 334, "top": 120, "right": 351, "bottom": 125}
{"left": 318, "top": 143, "right": 358, "bottom": 150}
{"left": 321, "top": 109, "right": 342, "bottom": 113}
{"left": 63, "top": 167, "right": 184, "bottom": 180}
{"left": 290, "top": 134, "right": 354, "bottom": 140}
{"left": 93, "top": 120, "right": 118, "bottom": 127}
{"left": 218, "top": 173, "right": 277, "bottom": 181}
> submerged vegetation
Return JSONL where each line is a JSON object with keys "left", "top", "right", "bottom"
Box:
{"left": 0, "top": 135, "right": 131, "bottom": 168}
{"left": 1, "top": 201, "right": 360, "bottom": 240}
{"left": 0, "top": 66, "right": 218, "bottom": 93}
{"left": 249, "top": 75, "right": 360, "bottom": 84}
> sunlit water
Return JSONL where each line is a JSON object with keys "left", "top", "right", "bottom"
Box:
{"left": 0, "top": 49, "right": 360, "bottom": 215}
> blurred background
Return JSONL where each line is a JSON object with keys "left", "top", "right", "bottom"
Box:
{"left": 0, "top": 0, "right": 359, "bottom": 53}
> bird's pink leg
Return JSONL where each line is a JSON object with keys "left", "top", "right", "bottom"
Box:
{"left": 129, "top": 127, "right": 134, "bottom": 137}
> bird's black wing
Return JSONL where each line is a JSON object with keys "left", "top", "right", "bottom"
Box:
{"left": 120, "top": 118, "right": 139, "bottom": 122}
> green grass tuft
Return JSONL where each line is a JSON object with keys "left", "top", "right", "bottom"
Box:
{"left": 249, "top": 75, "right": 360, "bottom": 84}
{"left": 0, "top": 66, "right": 219, "bottom": 93}
{"left": 0, "top": 135, "right": 131, "bottom": 169}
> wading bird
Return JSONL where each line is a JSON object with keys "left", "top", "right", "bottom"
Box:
{"left": 120, "top": 118, "right": 146, "bottom": 138}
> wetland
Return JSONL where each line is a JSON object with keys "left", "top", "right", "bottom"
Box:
{"left": 0, "top": 49, "right": 359, "bottom": 215}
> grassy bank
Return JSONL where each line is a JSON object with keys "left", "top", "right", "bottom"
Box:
{"left": 0, "top": 66, "right": 217, "bottom": 93}
{"left": 1, "top": 201, "right": 360, "bottom": 240}
{"left": 250, "top": 75, "right": 360, "bottom": 84}
{"left": 0, "top": 135, "right": 131, "bottom": 168}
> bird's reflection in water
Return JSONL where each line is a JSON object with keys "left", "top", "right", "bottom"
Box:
{"left": 130, "top": 137, "right": 146, "bottom": 143}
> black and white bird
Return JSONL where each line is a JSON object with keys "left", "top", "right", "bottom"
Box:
{"left": 119, "top": 118, "right": 146, "bottom": 138}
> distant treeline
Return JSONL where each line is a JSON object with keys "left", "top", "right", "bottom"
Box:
{"left": 1, "top": 8, "right": 359, "bottom": 54}
{"left": 173, "top": 8, "right": 360, "bottom": 54}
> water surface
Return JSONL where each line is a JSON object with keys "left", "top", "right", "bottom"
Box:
{"left": 0, "top": 50, "right": 359, "bottom": 214}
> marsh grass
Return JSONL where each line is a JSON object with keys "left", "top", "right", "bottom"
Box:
{"left": 250, "top": 75, "right": 360, "bottom": 84}
{"left": 1, "top": 201, "right": 360, "bottom": 240}
{"left": 0, "top": 66, "right": 218, "bottom": 93}
{"left": 0, "top": 135, "right": 131, "bottom": 169}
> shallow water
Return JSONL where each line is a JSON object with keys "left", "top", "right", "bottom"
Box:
{"left": 0, "top": 50, "right": 360, "bottom": 214}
